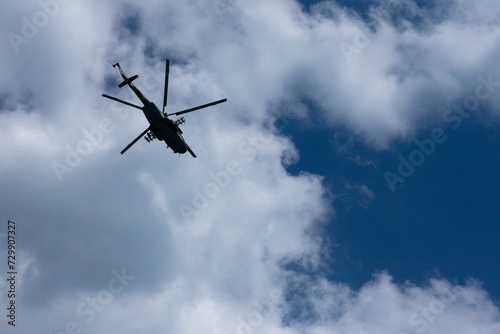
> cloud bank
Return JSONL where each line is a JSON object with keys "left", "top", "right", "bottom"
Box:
{"left": 0, "top": 0, "right": 499, "bottom": 333}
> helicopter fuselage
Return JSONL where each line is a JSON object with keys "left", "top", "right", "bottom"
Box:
{"left": 142, "top": 102, "right": 187, "bottom": 154}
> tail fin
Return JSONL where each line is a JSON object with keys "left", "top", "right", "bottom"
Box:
{"left": 118, "top": 74, "right": 139, "bottom": 88}
{"left": 110, "top": 62, "right": 139, "bottom": 88}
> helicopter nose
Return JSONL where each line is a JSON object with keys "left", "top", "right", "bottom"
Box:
{"left": 178, "top": 144, "right": 187, "bottom": 154}
{"left": 171, "top": 143, "right": 187, "bottom": 154}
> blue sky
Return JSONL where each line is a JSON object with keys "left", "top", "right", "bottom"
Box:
{"left": 287, "top": 117, "right": 500, "bottom": 293}
{"left": 285, "top": 0, "right": 500, "bottom": 302}
{"left": 1, "top": 0, "right": 500, "bottom": 333}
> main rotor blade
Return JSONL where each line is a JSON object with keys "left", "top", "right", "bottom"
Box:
{"left": 186, "top": 144, "right": 197, "bottom": 158}
{"left": 120, "top": 126, "right": 151, "bottom": 155}
{"left": 102, "top": 94, "right": 142, "bottom": 110}
{"left": 163, "top": 59, "right": 170, "bottom": 114}
{"left": 167, "top": 98, "right": 227, "bottom": 117}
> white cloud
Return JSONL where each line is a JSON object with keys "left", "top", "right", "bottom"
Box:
{"left": 282, "top": 274, "right": 500, "bottom": 334}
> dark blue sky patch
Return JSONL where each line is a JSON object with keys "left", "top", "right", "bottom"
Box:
{"left": 284, "top": 108, "right": 500, "bottom": 299}
{"left": 0, "top": 94, "right": 8, "bottom": 111}
{"left": 121, "top": 6, "right": 142, "bottom": 37}
{"left": 281, "top": 268, "right": 321, "bottom": 326}
{"left": 0, "top": 89, "right": 37, "bottom": 112}
{"left": 300, "top": 0, "right": 371, "bottom": 17}
{"left": 112, "top": 4, "right": 143, "bottom": 41}
{"left": 300, "top": 0, "right": 455, "bottom": 30}
{"left": 371, "top": 0, "right": 455, "bottom": 33}
{"left": 103, "top": 73, "right": 120, "bottom": 92}
{"left": 143, "top": 37, "right": 160, "bottom": 61}
{"left": 21, "top": 90, "right": 36, "bottom": 111}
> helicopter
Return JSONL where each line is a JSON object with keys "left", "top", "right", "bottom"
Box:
{"left": 102, "top": 59, "right": 227, "bottom": 157}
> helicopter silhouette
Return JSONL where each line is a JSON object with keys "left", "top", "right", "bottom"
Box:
{"left": 102, "top": 59, "right": 227, "bottom": 157}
